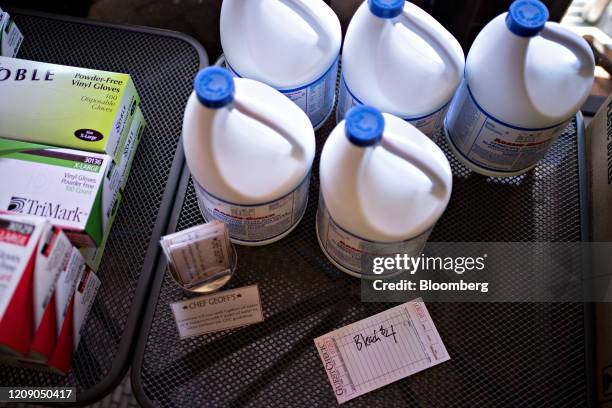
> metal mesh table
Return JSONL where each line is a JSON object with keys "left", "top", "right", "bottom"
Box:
{"left": 0, "top": 11, "right": 208, "bottom": 404}
{"left": 132, "top": 78, "right": 595, "bottom": 407}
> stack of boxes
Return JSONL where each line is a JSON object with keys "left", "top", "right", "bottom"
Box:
{"left": 0, "top": 214, "right": 100, "bottom": 374}
{"left": 0, "top": 56, "right": 146, "bottom": 374}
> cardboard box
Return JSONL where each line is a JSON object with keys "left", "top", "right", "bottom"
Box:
{"left": 585, "top": 93, "right": 612, "bottom": 407}
{"left": 0, "top": 140, "right": 112, "bottom": 247}
{"left": 81, "top": 108, "right": 145, "bottom": 269}
{"left": 0, "top": 213, "right": 75, "bottom": 361}
{"left": 0, "top": 262, "right": 98, "bottom": 376}
{"left": 587, "top": 94, "right": 612, "bottom": 242}
{"left": 48, "top": 267, "right": 100, "bottom": 375}
{"left": 55, "top": 248, "right": 86, "bottom": 337}
{"left": 0, "top": 214, "right": 47, "bottom": 355}
{"left": 0, "top": 108, "right": 143, "bottom": 248}
{"left": 29, "top": 225, "right": 75, "bottom": 362}
{"left": 0, "top": 56, "right": 139, "bottom": 163}
{"left": 0, "top": 8, "right": 23, "bottom": 58}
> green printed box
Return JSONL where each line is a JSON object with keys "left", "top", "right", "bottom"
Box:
{"left": 0, "top": 56, "right": 139, "bottom": 162}
{"left": 0, "top": 108, "right": 145, "bottom": 248}
{"left": 81, "top": 108, "right": 145, "bottom": 270}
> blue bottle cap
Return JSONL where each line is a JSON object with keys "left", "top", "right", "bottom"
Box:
{"left": 345, "top": 106, "right": 385, "bottom": 147}
{"left": 506, "top": 0, "right": 549, "bottom": 37}
{"left": 368, "top": 0, "right": 405, "bottom": 19}
{"left": 194, "top": 67, "right": 235, "bottom": 108}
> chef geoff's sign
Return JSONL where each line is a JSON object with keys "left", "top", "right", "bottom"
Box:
{"left": 170, "top": 285, "right": 263, "bottom": 338}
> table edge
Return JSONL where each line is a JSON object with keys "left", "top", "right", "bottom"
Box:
{"left": 130, "top": 113, "right": 596, "bottom": 408}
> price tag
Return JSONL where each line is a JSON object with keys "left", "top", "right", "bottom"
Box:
{"left": 314, "top": 298, "right": 449, "bottom": 404}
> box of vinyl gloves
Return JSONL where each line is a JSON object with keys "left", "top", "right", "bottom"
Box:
{"left": 0, "top": 56, "right": 139, "bottom": 163}
{"left": 0, "top": 109, "right": 144, "bottom": 248}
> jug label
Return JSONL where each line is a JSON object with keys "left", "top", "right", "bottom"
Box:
{"left": 317, "top": 197, "right": 431, "bottom": 277}
{"left": 195, "top": 175, "right": 310, "bottom": 244}
{"left": 226, "top": 58, "right": 338, "bottom": 129}
{"left": 336, "top": 75, "right": 448, "bottom": 138}
{"left": 445, "top": 80, "right": 571, "bottom": 173}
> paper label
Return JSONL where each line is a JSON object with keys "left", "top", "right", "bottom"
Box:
{"left": 314, "top": 298, "right": 449, "bottom": 404}
{"left": 316, "top": 194, "right": 431, "bottom": 277}
{"left": 337, "top": 75, "right": 447, "bottom": 138}
{"left": 195, "top": 175, "right": 310, "bottom": 244}
{"left": 171, "top": 285, "right": 263, "bottom": 339}
{"left": 281, "top": 58, "right": 338, "bottom": 129}
{"left": 445, "top": 79, "right": 570, "bottom": 173}
{"left": 227, "top": 58, "right": 338, "bottom": 129}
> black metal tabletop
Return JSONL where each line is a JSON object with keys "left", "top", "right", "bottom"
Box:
{"left": 0, "top": 11, "right": 208, "bottom": 405}
{"left": 132, "top": 79, "right": 595, "bottom": 408}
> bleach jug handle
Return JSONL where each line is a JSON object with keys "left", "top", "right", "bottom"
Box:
{"left": 284, "top": 0, "right": 332, "bottom": 50}
{"left": 232, "top": 97, "right": 305, "bottom": 157}
{"left": 540, "top": 22, "right": 595, "bottom": 77}
{"left": 396, "top": 10, "right": 462, "bottom": 76}
{"left": 380, "top": 134, "right": 450, "bottom": 200}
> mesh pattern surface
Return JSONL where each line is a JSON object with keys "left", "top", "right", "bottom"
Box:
{"left": 136, "top": 87, "right": 589, "bottom": 406}
{"left": 0, "top": 13, "right": 205, "bottom": 400}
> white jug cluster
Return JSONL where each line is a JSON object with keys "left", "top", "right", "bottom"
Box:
{"left": 181, "top": 0, "right": 594, "bottom": 278}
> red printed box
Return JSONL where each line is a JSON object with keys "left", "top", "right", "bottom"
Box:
{"left": 0, "top": 212, "right": 98, "bottom": 375}
{"left": 0, "top": 214, "right": 47, "bottom": 356}
{"left": 0, "top": 213, "right": 76, "bottom": 359}
{"left": 48, "top": 267, "right": 100, "bottom": 375}
{"left": 0, "top": 213, "right": 93, "bottom": 370}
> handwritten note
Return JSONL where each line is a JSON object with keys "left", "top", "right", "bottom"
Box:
{"left": 314, "top": 298, "right": 449, "bottom": 404}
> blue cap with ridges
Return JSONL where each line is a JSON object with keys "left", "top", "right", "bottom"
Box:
{"left": 506, "top": 0, "right": 549, "bottom": 37}
{"left": 368, "top": 0, "right": 405, "bottom": 19}
{"left": 194, "top": 67, "right": 235, "bottom": 108}
{"left": 345, "top": 106, "right": 385, "bottom": 147}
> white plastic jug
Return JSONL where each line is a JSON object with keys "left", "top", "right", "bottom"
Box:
{"left": 337, "top": 0, "right": 464, "bottom": 138}
{"left": 317, "top": 105, "right": 453, "bottom": 278}
{"left": 220, "top": 0, "right": 341, "bottom": 130}
{"left": 445, "top": 0, "right": 595, "bottom": 177}
{"left": 183, "top": 67, "right": 316, "bottom": 246}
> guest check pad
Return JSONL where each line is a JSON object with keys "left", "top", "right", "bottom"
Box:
{"left": 314, "top": 298, "right": 449, "bottom": 404}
